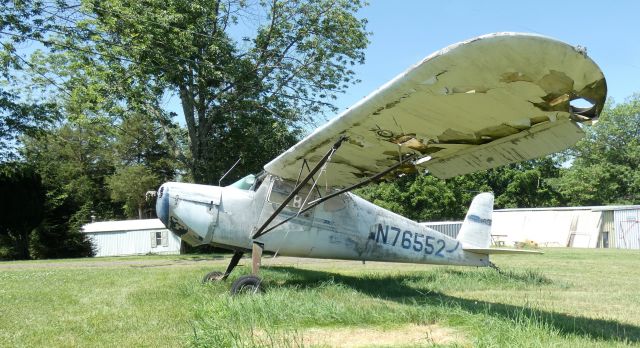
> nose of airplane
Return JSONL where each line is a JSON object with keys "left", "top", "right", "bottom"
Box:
{"left": 156, "top": 184, "right": 170, "bottom": 226}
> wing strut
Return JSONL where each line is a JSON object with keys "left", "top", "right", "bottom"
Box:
{"left": 251, "top": 136, "right": 347, "bottom": 239}
{"left": 252, "top": 140, "right": 416, "bottom": 239}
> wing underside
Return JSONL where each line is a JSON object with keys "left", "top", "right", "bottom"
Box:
{"left": 264, "top": 33, "right": 607, "bottom": 187}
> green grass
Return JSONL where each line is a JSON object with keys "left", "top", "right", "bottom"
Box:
{"left": 1, "top": 249, "right": 639, "bottom": 347}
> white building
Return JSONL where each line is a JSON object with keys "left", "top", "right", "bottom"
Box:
{"left": 422, "top": 205, "right": 640, "bottom": 249}
{"left": 82, "top": 219, "right": 181, "bottom": 257}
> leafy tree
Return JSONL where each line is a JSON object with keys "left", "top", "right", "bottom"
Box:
{"left": 22, "top": 120, "right": 117, "bottom": 258}
{"left": 0, "top": 163, "right": 45, "bottom": 259}
{"left": 357, "top": 174, "right": 478, "bottom": 222}
{"left": 113, "top": 112, "right": 180, "bottom": 182}
{"left": 0, "top": 92, "right": 59, "bottom": 161}
{"left": 357, "top": 158, "right": 565, "bottom": 222}
{"left": 552, "top": 95, "right": 640, "bottom": 205}
{"left": 107, "top": 165, "right": 160, "bottom": 219}
{"left": 1, "top": 0, "right": 62, "bottom": 161}
{"left": 82, "top": 0, "right": 369, "bottom": 183}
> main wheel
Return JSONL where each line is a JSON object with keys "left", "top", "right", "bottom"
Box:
{"left": 202, "top": 271, "right": 225, "bottom": 283}
{"left": 230, "top": 275, "right": 262, "bottom": 295}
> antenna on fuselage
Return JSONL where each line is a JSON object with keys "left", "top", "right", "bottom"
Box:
{"left": 218, "top": 157, "right": 242, "bottom": 187}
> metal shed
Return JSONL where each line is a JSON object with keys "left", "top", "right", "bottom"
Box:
{"left": 420, "top": 205, "right": 640, "bottom": 249}
{"left": 599, "top": 207, "right": 640, "bottom": 249}
{"left": 420, "top": 221, "right": 462, "bottom": 239}
{"left": 82, "top": 219, "right": 181, "bottom": 257}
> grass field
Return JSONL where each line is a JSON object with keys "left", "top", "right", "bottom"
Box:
{"left": 1, "top": 248, "right": 639, "bottom": 347}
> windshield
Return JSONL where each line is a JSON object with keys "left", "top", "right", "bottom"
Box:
{"left": 229, "top": 174, "right": 256, "bottom": 190}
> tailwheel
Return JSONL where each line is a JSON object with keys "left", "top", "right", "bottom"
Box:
{"left": 202, "top": 251, "right": 244, "bottom": 283}
{"left": 202, "top": 271, "right": 226, "bottom": 283}
{"left": 230, "top": 275, "right": 262, "bottom": 295}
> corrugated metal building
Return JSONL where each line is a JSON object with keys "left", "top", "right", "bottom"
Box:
{"left": 421, "top": 221, "right": 462, "bottom": 239}
{"left": 421, "top": 205, "right": 640, "bottom": 249}
{"left": 82, "top": 219, "right": 181, "bottom": 257}
{"left": 611, "top": 209, "right": 640, "bottom": 249}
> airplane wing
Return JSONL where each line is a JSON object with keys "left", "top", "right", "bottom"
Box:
{"left": 264, "top": 32, "right": 607, "bottom": 187}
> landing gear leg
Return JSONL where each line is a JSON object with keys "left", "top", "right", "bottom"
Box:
{"left": 489, "top": 261, "right": 502, "bottom": 273}
{"left": 202, "top": 251, "right": 244, "bottom": 283}
{"left": 251, "top": 241, "right": 264, "bottom": 275}
{"left": 230, "top": 242, "right": 263, "bottom": 295}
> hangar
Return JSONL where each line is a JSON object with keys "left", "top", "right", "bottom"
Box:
{"left": 82, "top": 219, "right": 181, "bottom": 257}
{"left": 422, "top": 205, "right": 640, "bottom": 249}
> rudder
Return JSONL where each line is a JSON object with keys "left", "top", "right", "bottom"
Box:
{"left": 457, "top": 193, "right": 494, "bottom": 248}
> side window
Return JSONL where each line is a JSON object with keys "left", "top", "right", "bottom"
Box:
{"left": 322, "top": 195, "right": 347, "bottom": 212}
{"left": 151, "top": 231, "right": 169, "bottom": 248}
{"left": 267, "top": 179, "right": 319, "bottom": 209}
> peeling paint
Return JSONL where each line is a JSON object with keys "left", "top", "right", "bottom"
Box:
{"left": 451, "top": 87, "right": 490, "bottom": 94}
{"left": 537, "top": 70, "right": 574, "bottom": 96}
{"left": 500, "top": 71, "right": 534, "bottom": 83}
{"left": 347, "top": 138, "right": 365, "bottom": 148}
{"left": 421, "top": 70, "right": 448, "bottom": 85}
{"left": 438, "top": 128, "right": 482, "bottom": 144}
{"left": 264, "top": 33, "right": 608, "bottom": 187}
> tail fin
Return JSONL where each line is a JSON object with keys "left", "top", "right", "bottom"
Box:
{"left": 457, "top": 192, "right": 494, "bottom": 248}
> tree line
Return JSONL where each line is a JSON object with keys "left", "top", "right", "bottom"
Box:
{"left": 1, "top": 1, "right": 638, "bottom": 260}
{"left": 357, "top": 97, "right": 640, "bottom": 220}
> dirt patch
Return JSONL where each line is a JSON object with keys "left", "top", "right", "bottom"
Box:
{"left": 273, "top": 324, "right": 467, "bottom": 347}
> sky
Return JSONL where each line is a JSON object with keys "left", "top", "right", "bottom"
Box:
{"left": 331, "top": 0, "right": 640, "bottom": 114}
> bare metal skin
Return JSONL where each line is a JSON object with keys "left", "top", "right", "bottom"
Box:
{"left": 156, "top": 175, "right": 491, "bottom": 269}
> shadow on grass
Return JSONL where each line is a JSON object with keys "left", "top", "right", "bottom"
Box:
{"left": 267, "top": 266, "right": 639, "bottom": 343}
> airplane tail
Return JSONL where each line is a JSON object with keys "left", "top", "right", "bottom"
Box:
{"left": 458, "top": 192, "right": 543, "bottom": 255}
{"left": 456, "top": 192, "right": 494, "bottom": 249}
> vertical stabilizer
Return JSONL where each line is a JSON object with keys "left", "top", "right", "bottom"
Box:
{"left": 457, "top": 193, "right": 494, "bottom": 248}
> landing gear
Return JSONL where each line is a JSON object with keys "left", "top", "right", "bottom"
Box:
{"left": 201, "top": 245, "right": 265, "bottom": 295}
{"left": 202, "top": 271, "right": 225, "bottom": 282}
{"left": 202, "top": 251, "right": 244, "bottom": 283}
{"left": 489, "top": 261, "right": 502, "bottom": 273}
{"left": 230, "top": 242, "right": 264, "bottom": 295}
{"left": 230, "top": 275, "right": 262, "bottom": 294}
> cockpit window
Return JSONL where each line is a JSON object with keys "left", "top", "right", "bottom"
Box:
{"left": 229, "top": 174, "right": 256, "bottom": 190}
{"left": 267, "top": 179, "right": 319, "bottom": 209}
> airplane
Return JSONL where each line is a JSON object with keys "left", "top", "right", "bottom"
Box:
{"left": 155, "top": 32, "right": 607, "bottom": 294}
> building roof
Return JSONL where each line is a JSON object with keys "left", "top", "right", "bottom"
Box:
{"left": 81, "top": 219, "right": 167, "bottom": 233}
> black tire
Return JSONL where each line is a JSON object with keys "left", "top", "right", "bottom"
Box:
{"left": 202, "top": 271, "right": 225, "bottom": 283}
{"left": 230, "top": 275, "right": 262, "bottom": 295}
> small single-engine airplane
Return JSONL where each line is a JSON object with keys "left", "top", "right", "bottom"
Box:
{"left": 156, "top": 33, "right": 606, "bottom": 294}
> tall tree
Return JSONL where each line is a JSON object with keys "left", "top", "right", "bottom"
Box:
{"left": 106, "top": 112, "right": 183, "bottom": 218}
{"left": 0, "top": 163, "right": 45, "bottom": 259}
{"left": 107, "top": 165, "right": 160, "bottom": 219}
{"left": 84, "top": 0, "right": 369, "bottom": 183}
{"left": 22, "top": 119, "right": 116, "bottom": 258}
{"left": 0, "top": 1, "right": 62, "bottom": 161}
{"left": 552, "top": 96, "right": 640, "bottom": 205}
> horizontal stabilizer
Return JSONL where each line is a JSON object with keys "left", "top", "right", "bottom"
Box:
{"left": 464, "top": 247, "right": 543, "bottom": 255}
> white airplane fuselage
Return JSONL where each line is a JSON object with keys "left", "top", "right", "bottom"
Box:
{"left": 156, "top": 175, "right": 490, "bottom": 267}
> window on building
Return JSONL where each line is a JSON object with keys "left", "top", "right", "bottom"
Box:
{"left": 151, "top": 231, "right": 169, "bottom": 248}
{"left": 155, "top": 232, "right": 163, "bottom": 247}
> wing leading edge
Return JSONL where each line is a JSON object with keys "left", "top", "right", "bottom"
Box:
{"left": 264, "top": 32, "right": 607, "bottom": 187}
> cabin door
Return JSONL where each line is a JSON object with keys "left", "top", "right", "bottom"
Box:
{"left": 254, "top": 178, "right": 318, "bottom": 241}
